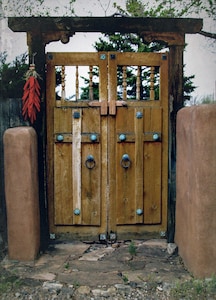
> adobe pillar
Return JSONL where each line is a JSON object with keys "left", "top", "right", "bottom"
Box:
{"left": 4, "top": 127, "right": 40, "bottom": 261}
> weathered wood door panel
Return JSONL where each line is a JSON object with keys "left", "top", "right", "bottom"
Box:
{"left": 54, "top": 107, "right": 102, "bottom": 226}
{"left": 46, "top": 52, "right": 168, "bottom": 239}
{"left": 115, "top": 107, "right": 162, "bottom": 225}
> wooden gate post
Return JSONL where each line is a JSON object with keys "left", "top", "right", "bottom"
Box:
{"left": 168, "top": 43, "right": 185, "bottom": 242}
{"left": 27, "top": 31, "right": 49, "bottom": 250}
{"left": 142, "top": 31, "right": 185, "bottom": 242}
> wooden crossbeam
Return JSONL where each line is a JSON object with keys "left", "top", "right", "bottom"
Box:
{"left": 88, "top": 100, "right": 127, "bottom": 115}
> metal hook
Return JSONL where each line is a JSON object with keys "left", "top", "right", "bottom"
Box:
{"left": 32, "top": 52, "right": 37, "bottom": 65}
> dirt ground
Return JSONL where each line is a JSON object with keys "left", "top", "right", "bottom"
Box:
{"left": 0, "top": 239, "right": 215, "bottom": 299}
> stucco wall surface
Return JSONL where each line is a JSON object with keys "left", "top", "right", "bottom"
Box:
{"left": 175, "top": 104, "right": 216, "bottom": 278}
{"left": 4, "top": 127, "right": 40, "bottom": 261}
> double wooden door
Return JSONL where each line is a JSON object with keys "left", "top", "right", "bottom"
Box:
{"left": 46, "top": 52, "right": 168, "bottom": 240}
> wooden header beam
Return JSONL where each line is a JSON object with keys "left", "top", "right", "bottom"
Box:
{"left": 8, "top": 16, "right": 202, "bottom": 35}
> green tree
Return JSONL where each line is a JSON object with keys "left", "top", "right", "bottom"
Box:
{"left": 0, "top": 0, "right": 75, "bottom": 17}
{"left": 0, "top": 52, "right": 28, "bottom": 98}
{"left": 115, "top": 0, "right": 216, "bottom": 40}
{"left": 79, "top": 3, "right": 197, "bottom": 100}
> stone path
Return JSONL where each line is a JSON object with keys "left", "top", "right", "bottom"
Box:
{"left": 0, "top": 239, "right": 193, "bottom": 299}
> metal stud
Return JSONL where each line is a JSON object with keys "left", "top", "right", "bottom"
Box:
{"left": 153, "top": 133, "right": 159, "bottom": 141}
{"left": 100, "top": 54, "right": 106, "bottom": 60}
{"left": 56, "top": 134, "right": 64, "bottom": 142}
{"left": 136, "top": 111, "right": 143, "bottom": 119}
{"left": 74, "top": 208, "right": 80, "bottom": 215}
{"left": 90, "top": 134, "right": 97, "bottom": 142}
{"left": 119, "top": 133, "right": 126, "bottom": 141}
{"left": 136, "top": 208, "right": 143, "bottom": 216}
{"left": 73, "top": 111, "right": 80, "bottom": 119}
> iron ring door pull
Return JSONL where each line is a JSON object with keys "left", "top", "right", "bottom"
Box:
{"left": 85, "top": 155, "right": 96, "bottom": 169}
{"left": 121, "top": 153, "right": 131, "bottom": 169}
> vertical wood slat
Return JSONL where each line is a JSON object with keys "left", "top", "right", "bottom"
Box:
{"left": 143, "top": 108, "right": 162, "bottom": 224}
{"left": 72, "top": 108, "right": 82, "bottom": 224}
{"left": 116, "top": 108, "right": 136, "bottom": 225}
{"left": 54, "top": 143, "right": 73, "bottom": 224}
{"left": 89, "top": 65, "right": 93, "bottom": 100}
{"left": 81, "top": 108, "right": 101, "bottom": 226}
{"left": 135, "top": 107, "right": 144, "bottom": 223}
{"left": 122, "top": 66, "right": 127, "bottom": 100}
{"left": 136, "top": 66, "right": 141, "bottom": 100}
{"left": 54, "top": 107, "right": 73, "bottom": 225}
{"left": 99, "top": 53, "right": 108, "bottom": 115}
{"left": 61, "top": 65, "right": 66, "bottom": 102}
{"left": 108, "top": 54, "right": 117, "bottom": 115}
{"left": 75, "top": 65, "right": 79, "bottom": 100}
{"left": 150, "top": 66, "right": 155, "bottom": 100}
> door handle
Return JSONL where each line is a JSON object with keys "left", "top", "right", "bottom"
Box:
{"left": 85, "top": 155, "right": 96, "bottom": 169}
{"left": 121, "top": 153, "right": 131, "bottom": 169}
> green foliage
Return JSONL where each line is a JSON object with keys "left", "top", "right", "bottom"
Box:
{"left": 0, "top": 52, "right": 28, "bottom": 98}
{"left": 183, "top": 74, "right": 197, "bottom": 100}
{"left": 0, "top": 267, "right": 23, "bottom": 295}
{"left": 128, "top": 240, "right": 137, "bottom": 256}
{"left": 80, "top": 67, "right": 99, "bottom": 100}
{"left": 0, "top": 0, "right": 75, "bottom": 17}
{"left": 122, "top": 274, "right": 129, "bottom": 283}
{"left": 170, "top": 275, "right": 216, "bottom": 299}
{"left": 199, "top": 95, "right": 216, "bottom": 104}
{"left": 95, "top": 33, "right": 165, "bottom": 53}
{"left": 81, "top": 1, "right": 197, "bottom": 101}
{"left": 124, "top": 0, "right": 216, "bottom": 19}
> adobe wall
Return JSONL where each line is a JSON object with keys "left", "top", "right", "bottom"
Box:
{"left": 175, "top": 104, "right": 216, "bottom": 278}
{"left": 4, "top": 127, "right": 40, "bottom": 261}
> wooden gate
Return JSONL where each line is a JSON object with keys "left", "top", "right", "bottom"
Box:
{"left": 46, "top": 52, "right": 168, "bottom": 240}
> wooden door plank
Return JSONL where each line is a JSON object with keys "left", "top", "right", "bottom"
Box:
{"left": 54, "top": 143, "right": 73, "bottom": 224}
{"left": 81, "top": 108, "right": 101, "bottom": 225}
{"left": 54, "top": 107, "right": 72, "bottom": 133}
{"left": 116, "top": 142, "right": 136, "bottom": 224}
{"left": 107, "top": 115, "right": 117, "bottom": 231}
{"left": 116, "top": 108, "right": 136, "bottom": 225}
{"left": 135, "top": 108, "right": 144, "bottom": 223}
{"left": 47, "top": 52, "right": 99, "bottom": 66}
{"left": 116, "top": 52, "right": 163, "bottom": 67}
{"left": 81, "top": 143, "right": 101, "bottom": 225}
{"left": 143, "top": 107, "right": 162, "bottom": 224}
{"left": 100, "top": 116, "right": 108, "bottom": 234}
{"left": 108, "top": 53, "right": 117, "bottom": 115}
{"left": 99, "top": 53, "right": 108, "bottom": 115}
{"left": 72, "top": 109, "right": 82, "bottom": 224}
{"left": 143, "top": 142, "right": 162, "bottom": 224}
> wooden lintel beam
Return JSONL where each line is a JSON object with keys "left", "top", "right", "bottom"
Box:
{"left": 8, "top": 16, "right": 203, "bottom": 35}
{"left": 141, "top": 32, "right": 185, "bottom": 46}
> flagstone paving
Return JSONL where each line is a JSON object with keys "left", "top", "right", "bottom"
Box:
{"left": 0, "top": 239, "right": 195, "bottom": 299}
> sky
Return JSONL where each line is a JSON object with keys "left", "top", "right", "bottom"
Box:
{"left": 1, "top": 0, "right": 216, "bottom": 101}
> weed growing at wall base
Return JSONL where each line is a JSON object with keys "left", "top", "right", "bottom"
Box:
{"left": 170, "top": 275, "right": 216, "bottom": 299}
